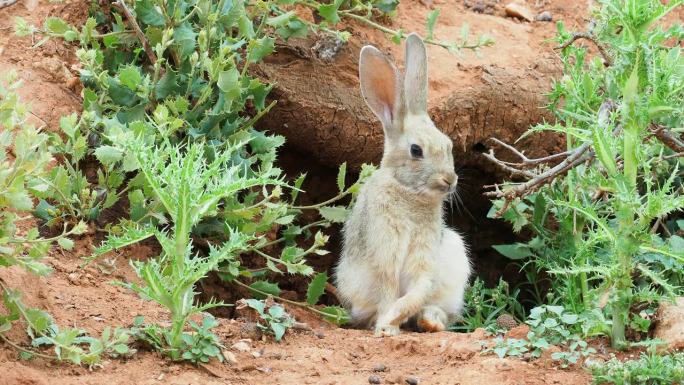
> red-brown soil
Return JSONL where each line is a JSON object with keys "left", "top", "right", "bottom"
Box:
{"left": 0, "top": 0, "right": 597, "bottom": 384}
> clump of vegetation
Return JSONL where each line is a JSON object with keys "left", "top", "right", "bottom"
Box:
{"left": 485, "top": 0, "right": 683, "bottom": 349}
{"left": 485, "top": 305, "right": 595, "bottom": 367}
{"left": 452, "top": 278, "right": 525, "bottom": 332}
{"left": 0, "top": 73, "right": 132, "bottom": 366}
{"left": 591, "top": 349, "right": 684, "bottom": 385}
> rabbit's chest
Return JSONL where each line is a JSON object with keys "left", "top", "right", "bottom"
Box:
{"left": 392, "top": 221, "right": 441, "bottom": 261}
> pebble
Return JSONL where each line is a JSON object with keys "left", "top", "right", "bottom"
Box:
{"left": 505, "top": 2, "right": 534, "bottom": 22}
{"left": 373, "top": 363, "right": 388, "bottom": 372}
{"left": 231, "top": 341, "right": 251, "bottom": 352}
{"left": 406, "top": 377, "right": 420, "bottom": 385}
{"left": 222, "top": 350, "right": 238, "bottom": 365}
{"left": 240, "top": 322, "right": 262, "bottom": 340}
{"left": 368, "top": 374, "right": 382, "bottom": 384}
{"left": 471, "top": 1, "right": 486, "bottom": 13}
{"left": 67, "top": 272, "right": 81, "bottom": 286}
{"left": 536, "top": 11, "right": 553, "bottom": 22}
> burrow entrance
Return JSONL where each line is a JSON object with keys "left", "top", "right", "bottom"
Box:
{"left": 198, "top": 142, "right": 527, "bottom": 319}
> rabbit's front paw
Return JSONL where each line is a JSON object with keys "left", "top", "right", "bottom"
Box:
{"left": 374, "top": 324, "right": 400, "bottom": 337}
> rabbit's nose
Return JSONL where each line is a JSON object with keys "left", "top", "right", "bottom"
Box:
{"left": 444, "top": 173, "right": 457, "bottom": 186}
{"left": 438, "top": 173, "right": 457, "bottom": 191}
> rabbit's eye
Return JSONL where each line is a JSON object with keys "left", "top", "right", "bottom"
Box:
{"left": 410, "top": 144, "right": 423, "bottom": 159}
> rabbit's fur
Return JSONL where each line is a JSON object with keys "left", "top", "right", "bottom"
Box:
{"left": 335, "top": 34, "right": 471, "bottom": 337}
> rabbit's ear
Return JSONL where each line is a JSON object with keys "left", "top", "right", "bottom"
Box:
{"left": 359, "top": 45, "right": 405, "bottom": 138}
{"left": 404, "top": 33, "right": 428, "bottom": 114}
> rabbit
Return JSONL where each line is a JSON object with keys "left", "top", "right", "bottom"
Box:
{"left": 335, "top": 33, "right": 471, "bottom": 337}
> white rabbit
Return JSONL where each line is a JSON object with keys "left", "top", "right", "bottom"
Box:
{"left": 335, "top": 33, "right": 471, "bottom": 337}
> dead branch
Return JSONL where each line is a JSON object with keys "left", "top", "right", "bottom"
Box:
{"left": 113, "top": 0, "right": 157, "bottom": 65}
{"left": 483, "top": 101, "right": 617, "bottom": 203}
{"left": 481, "top": 150, "right": 537, "bottom": 179}
{"left": 486, "top": 137, "right": 574, "bottom": 168}
{"left": 663, "top": 152, "right": 684, "bottom": 161}
{"left": 556, "top": 32, "right": 613, "bottom": 67}
{"left": 650, "top": 124, "right": 684, "bottom": 153}
{"left": 483, "top": 145, "right": 593, "bottom": 199}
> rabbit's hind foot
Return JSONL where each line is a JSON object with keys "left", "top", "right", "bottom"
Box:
{"left": 416, "top": 305, "right": 447, "bottom": 333}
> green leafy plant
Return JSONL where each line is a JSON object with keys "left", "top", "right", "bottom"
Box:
{"left": 451, "top": 278, "right": 525, "bottom": 332}
{"left": 592, "top": 349, "right": 684, "bottom": 385}
{"left": 98, "top": 139, "right": 285, "bottom": 359}
{"left": 485, "top": 0, "right": 684, "bottom": 348}
{"left": 485, "top": 337, "right": 529, "bottom": 359}
{"left": 242, "top": 298, "right": 294, "bottom": 341}
{"left": 0, "top": 73, "right": 131, "bottom": 366}
{"left": 484, "top": 305, "right": 595, "bottom": 367}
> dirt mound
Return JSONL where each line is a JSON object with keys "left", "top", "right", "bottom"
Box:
{"left": 257, "top": 0, "right": 590, "bottom": 172}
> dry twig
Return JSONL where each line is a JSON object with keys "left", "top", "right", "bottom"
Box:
{"left": 113, "top": 0, "right": 157, "bottom": 65}
{"left": 557, "top": 32, "right": 613, "bottom": 67}
{"left": 484, "top": 145, "right": 593, "bottom": 199}
{"left": 650, "top": 124, "right": 684, "bottom": 153}
{"left": 482, "top": 101, "right": 617, "bottom": 205}
{"left": 486, "top": 137, "right": 573, "bottom": 167}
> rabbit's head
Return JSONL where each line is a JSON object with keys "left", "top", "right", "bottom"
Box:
{"left": 359, "top": 33, "right": 457, "bottom": 198}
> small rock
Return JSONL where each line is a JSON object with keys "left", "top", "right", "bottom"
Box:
{"left": 505, "top": 2, "right": 534, "bottom": 22}
{"left": 368, "top": 374, "right": 382, "bottom": 384}
{"left": 251, "top": 350, "right": 262, "bottom": 358}
{"left": 240, "top": 322, "right": 262, "bottom": 340}
{"left": 406, "top": 377, "right": 420, "bottom": 385}
{"left": 67, "top": 272, "right": 81, "bottom": 285}
{"left": 373, "top": 363, "right": 387, "bottom": 372}
{"left": 222, "top": 350, "right": 238, "bottom": 365}
{"left": 231, "top": 341, "right": 251, "bottom": 352}
{"left": 535, "top": 11, "right": 553, "bottom": 22}
{"left": 471, "top": 0, "right": 486, "bottom": 13}
{"left": 314, "top": 330, "right": 325, "bottom": 339}
{"left": 654, "top": 297, "right": 684, "bottom": 352}
{"left": 506, "top": 324, "right": 530, "bottom": 340}
{"left": 465, "top": 0, "right": 495, "bottom": 14}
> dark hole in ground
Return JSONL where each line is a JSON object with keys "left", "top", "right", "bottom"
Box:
{"left": 472, "top": 142, "right": 489, "bottom": 154}
{"left": 199, "top": 144, "right": 530, "bottom": 319}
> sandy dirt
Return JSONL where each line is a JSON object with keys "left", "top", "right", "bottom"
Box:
{"left": 0, "top": 1, "right": 598, "bottom": 384}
